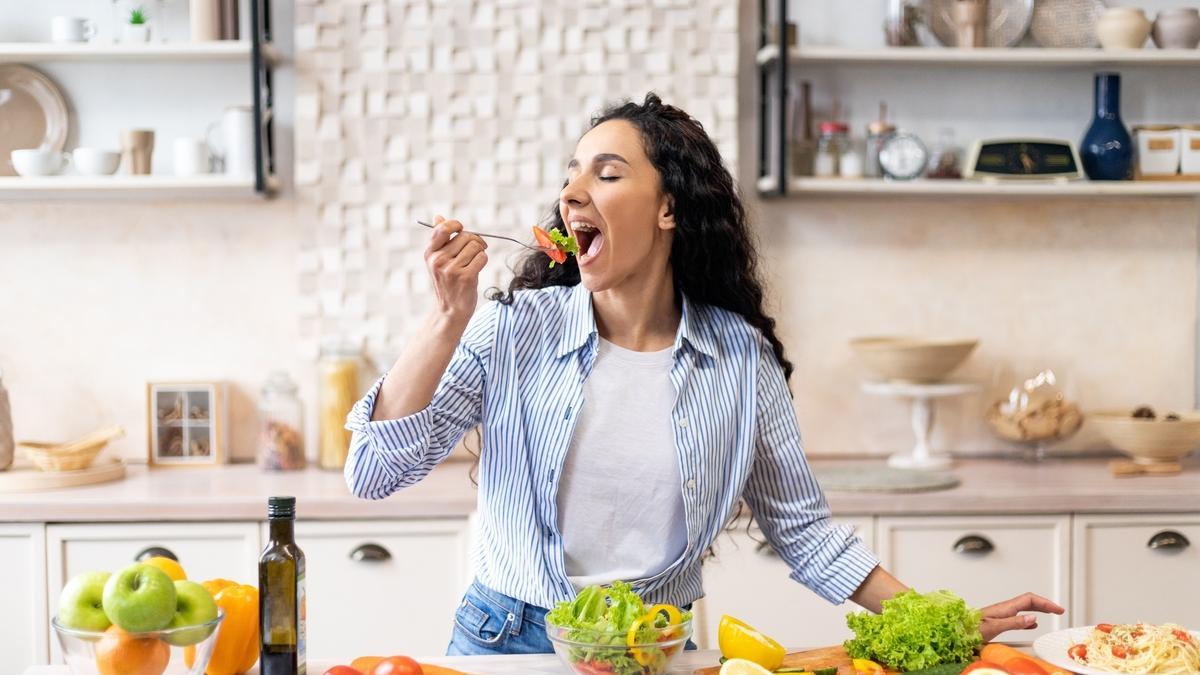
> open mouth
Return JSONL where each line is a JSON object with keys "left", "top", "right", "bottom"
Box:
{"left": 572, "top": 222, "right": 605, "bottom": 262}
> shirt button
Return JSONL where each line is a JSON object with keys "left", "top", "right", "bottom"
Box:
{"left": 686, "top": 478, "right": 696, "bottom": 489}
{"left": 678, "top": 418, "right": 689, "bottom": 428}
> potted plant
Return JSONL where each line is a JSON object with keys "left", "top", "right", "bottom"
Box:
{"left": 123, "top": 6, "right": 151, "bottom": 43}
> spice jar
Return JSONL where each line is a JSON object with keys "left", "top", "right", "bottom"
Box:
{"left": 815, "top": 121, "right": 850, "bottom": 177}
{"left": 318, "top": 341, "right": 362, "bottom": 470}
{"left": 257, "top": 371, "right": 305, "bottom": 471}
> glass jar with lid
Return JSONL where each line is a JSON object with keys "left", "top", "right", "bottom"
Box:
{"left": 815, "top": 121, "right": 850, "bottom": 177}
{"left": 257, "top": 371, "right": 305, "bottom": 471}
{"left": 318, "top": 340, "right": 363, "bottom": 470}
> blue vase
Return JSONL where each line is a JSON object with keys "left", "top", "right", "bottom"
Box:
{"left": 1080, "top": 72, "right": 1133, "bottom": 181}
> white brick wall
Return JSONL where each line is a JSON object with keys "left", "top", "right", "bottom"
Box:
{"left": 295, "top": 0, "right": 739, "bottom": 364}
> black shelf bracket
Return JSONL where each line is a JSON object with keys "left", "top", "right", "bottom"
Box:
{"left": 250, "top": 0, "right": 276, "bottom": 196}
{"left": 757, "top": 0, "right": 790, "bottom": 198}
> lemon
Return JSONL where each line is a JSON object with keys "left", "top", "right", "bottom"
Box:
{"left": 141, "top": 556, "right": 186, "bottom": 581}
{"left": 719, "top": 658, "right": 775, "bottom": 675}
{"left": 718, "top": 615, "right": 786, "bottom": 671}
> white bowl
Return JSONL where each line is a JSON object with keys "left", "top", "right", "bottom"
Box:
{"left": 72, "top": 148, "right": 121, "bottom": 176}
{"left": 11, "top": 148, "right": 69, "bottom": 176}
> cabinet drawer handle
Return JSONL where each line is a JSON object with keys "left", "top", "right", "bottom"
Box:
{"left": 953, "top": 535, "right": 994, "bottom": 556}
{"left": 350, "top": 542, "right": 392, "bottom": 563}
{"left": 135, "top": 546, "right": 178, "bottom": 562}
{"left": 1147, "top": 530, "right": 1190, "bottom": 551}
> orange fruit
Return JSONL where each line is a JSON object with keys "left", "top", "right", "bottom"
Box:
{"left": 141, "top": 556, "right": 186, "bottom": 581}
{"left": 95, "top": 625, "right": 170, "bottom": 675}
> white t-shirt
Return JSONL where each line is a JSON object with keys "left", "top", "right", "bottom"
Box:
{"left": 556, "top": 337, "right": 688, "bottom": 589}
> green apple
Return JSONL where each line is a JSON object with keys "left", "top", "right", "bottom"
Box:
{"left": 102, "top": 563, "right": 176, "bottom": 633}
{"left": 162, "top": 580, "right": 219, "bottom": 646}
{"left": 57, "top": 571, "right": 112, "bottom": 632}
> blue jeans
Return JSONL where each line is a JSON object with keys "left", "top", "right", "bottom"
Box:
{"left": 446, "top": 579, "right": 698, "bottom": 656}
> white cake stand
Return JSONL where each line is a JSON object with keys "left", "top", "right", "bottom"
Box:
{"left": 862, "top": 381, "right": 981, "bottom": 470}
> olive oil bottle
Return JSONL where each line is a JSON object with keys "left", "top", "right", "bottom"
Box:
{"left": 259, "top": 496, "right": 306, "bottom": 674}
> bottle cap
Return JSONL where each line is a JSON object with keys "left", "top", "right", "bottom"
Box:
{"left": 267, "top": 496, "right": 296, "bottom": 519}
{"left": 819, "top": 121, "right": 849, "bottom": 134}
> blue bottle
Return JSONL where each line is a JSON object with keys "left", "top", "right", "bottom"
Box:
{"left": 1080, "top": 72, "right": 1133, "bottom": 181}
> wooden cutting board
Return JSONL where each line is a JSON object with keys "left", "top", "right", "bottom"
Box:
{"left": 694, "top": 645, "right": 899, "bottom": 675}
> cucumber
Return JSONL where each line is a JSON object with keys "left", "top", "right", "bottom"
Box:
{"left": 903, "top": 663, "right": 970, "bottom": 675}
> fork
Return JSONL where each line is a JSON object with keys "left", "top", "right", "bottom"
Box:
{"left": 416, "top": 220, "right": 551, "bottom": 252}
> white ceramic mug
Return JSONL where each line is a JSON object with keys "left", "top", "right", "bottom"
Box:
{"left": 72, "top": 148, "right": 121, "bottom": 176}
{"left": 51, "top": 17, "right": 97, "bottom": 43}
{"left": 173, "top": 137, "right": 211, "bottom": 176}
{"left": 206, "top": 106, "right": 256, "bottom": 177}
{"left": 10, "top": 148, "right": 70, "bottom": 176}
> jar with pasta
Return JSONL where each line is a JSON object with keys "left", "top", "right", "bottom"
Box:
{"left": 257, "top": 371, "right": 305, "bottom": 471}
{"left": 318, "top": 341, "right": 362, "bottom": 470}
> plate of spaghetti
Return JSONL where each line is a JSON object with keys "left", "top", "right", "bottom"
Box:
{"left": 1033, "top": 623, "right": 1200, "bottom": 674}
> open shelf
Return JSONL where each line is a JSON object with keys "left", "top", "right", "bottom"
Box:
{"left": 757, "top": 176, "right": 1200, "bottom": 198}
{"left": 0, "top": 175, "right": 271, "bottom": 200}
{"left": 757, "top": 45, "right": 1200, "bottom": 68}
{"left": 0, "top": 41, "right": 284, "bottom": 63}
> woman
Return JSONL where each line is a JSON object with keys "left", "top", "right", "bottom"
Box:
{"left": 345, "top": 93, "right": 1063, "bottom": 656}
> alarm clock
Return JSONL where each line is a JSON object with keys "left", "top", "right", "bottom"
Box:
{"left": 964, "top": 138, "right": 1083, "bottom": 181}
{"left": 878, "top": 132, "right": 930, "bottom": 181}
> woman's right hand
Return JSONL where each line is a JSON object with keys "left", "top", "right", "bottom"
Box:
{"left": 425, "top": 215, "right": 488, "bottom": 326}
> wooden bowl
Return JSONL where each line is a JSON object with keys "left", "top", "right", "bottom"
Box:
{"left": 850, "top": 336, "right": 979, "bottom": 383}
{"left": 20, "top": 441, "right": 108, "bottom": 472}
{"left": 1089, "top": 410, "right": 1200, "bottom": 464}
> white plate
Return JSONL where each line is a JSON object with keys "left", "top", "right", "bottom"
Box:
{"left": 0, "top": 64, "right": 69, "bottom": 177}
{"left": 1033, "top": 624, "right": 1200, "bottom": 675}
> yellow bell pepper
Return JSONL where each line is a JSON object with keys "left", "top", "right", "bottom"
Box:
{"left": 852, "top": 658, "right": 885, "bottom": 675}
{"left": 626, "top": 604, "right": 684, "bottom": 667}
{"left": 184, "top": 579, "right": 260, "bottom": 675}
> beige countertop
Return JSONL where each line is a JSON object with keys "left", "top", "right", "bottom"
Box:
{"left": 1, "top": 456, "right": 1197, "bottom": 523}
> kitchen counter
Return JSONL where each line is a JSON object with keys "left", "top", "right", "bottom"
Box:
{"left": 1, "top": 456, "right": 1198, "bottom": 523}
{"left": 25, "top": 651, "right": 727, "bottom": 675}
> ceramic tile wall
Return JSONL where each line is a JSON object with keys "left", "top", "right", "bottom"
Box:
{"left": 292, "top": 0, "right": 740, "bottom": 364}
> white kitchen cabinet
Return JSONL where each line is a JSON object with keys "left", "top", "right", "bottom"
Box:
{"left": 281, "top": 518, "right": 472, "bottom": 659}
{"left": 0, "top": 523, "right": 48, "bottom": 675}
{"left": 1073, "top": 513, "right": 1200, "bottom": 627}
{"left": 877, "top": 515, "right": 1071, "bottom": 642}
{"left": 697, "top": 517, "right": 874, "bottom": 650}
{"left": 46, "top": 521, "right": 261, "bottom": 662}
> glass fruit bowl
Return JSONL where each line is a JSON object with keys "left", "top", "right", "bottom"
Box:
{"left": 52, "top": 610, "right": 224, "bottom": 675}
{"left": 545, "top": 616, "right": 692, "bottom": 675}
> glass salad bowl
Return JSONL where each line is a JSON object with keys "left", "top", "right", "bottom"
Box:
{"left": 52, "top": 611, "right": 223, "bottom": 675}
{"left": 545, "top": 615, "right": 692, "bottom": 675}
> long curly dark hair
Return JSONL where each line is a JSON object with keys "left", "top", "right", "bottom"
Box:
{"left": 488, "top": 92, "right": 794, "bottom": 382}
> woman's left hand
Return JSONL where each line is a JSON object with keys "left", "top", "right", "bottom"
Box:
{"left": 978, "top": 592, "right": 1065, "bottom": 642}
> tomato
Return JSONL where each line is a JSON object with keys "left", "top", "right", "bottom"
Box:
{"left": 1174, "top": 629, "right": 1194, "bottom": 643}
{"left": 1096, "top": 623, "right": 1114, "bottom": 633}
{"left": 531, "top": 226, "right": 567, "bottom": 264}
{"left": 1004, "top": 657, "right": 1049, "bottom": 675}
{"left": 961, "top": 662, "right": 1009, "bottom": 675}
{"left": 1068, "top": 644, "right": 1088, "bottom": 662}
{"left": 1111, "top": 645, "right": 1129, "bottom": 659}
{"left": 371, "top": 656, "right": 424, "bottom": 675}
{"left": 323, "top": 668, "right": 363, "bottom": 675}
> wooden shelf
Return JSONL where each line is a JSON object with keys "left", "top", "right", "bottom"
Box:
{"left": 0, "top": 41, "right": 282, "bottom": 64}
{"left": 0, "top": 175, "right": 267, "bottom": 200}
{"left": 758, "top": 176, "right": 1200, "bottom": 198}
{"left": 757, "top": 45, "right": 1200, "bottom": 68}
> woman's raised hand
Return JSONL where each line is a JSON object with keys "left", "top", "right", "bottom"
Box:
{"left": 424, "top": 215, "right": 488, "bottom": 326}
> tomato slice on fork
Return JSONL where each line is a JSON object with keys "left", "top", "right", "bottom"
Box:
{"left": 532, "top": 226, "right": 567, "bottom": 265}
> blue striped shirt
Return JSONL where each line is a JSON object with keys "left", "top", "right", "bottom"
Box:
{"left": 345, "top": 283, "right": 879, "bottom": 610}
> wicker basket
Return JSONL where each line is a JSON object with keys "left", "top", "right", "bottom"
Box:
{"left": 18, "top": 425, "right": 125, "bottom": 472}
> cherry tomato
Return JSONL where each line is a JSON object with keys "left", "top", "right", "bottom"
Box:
{"left": 1004, "top": 657, "right": 1049, "bottom": 675}
{"left": 1174, "top": 629, "right": 1194, "bottom": 643}
{"left": 1096, "top": 623, "right": 1114, "bottom": 633}
{"left": 1068, "top": 644, "right": 1088, "bottom": 662}
{"left": 1111, "top": 645, "right": 1129, "bottom": 659}
{"left": 371, "top": 656, "right": 424, "bottom": 675}
{"left": 323, "top": 667, "right": 363, "bottom": 675}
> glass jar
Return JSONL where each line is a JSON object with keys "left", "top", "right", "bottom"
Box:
{"left": 926, "top": 127, "right": 963, "bottom": 179}
{"left": 815, "top": 121, "right": 850, "bottom": 177}
{"left": 318, "top": 341, "right": 362, "bottom": 470}
{"left": 257, "top": 371, "right": 305, "bottom": 471}
{"left": 866, "top": 120, "right": 896, "bottom": 179}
